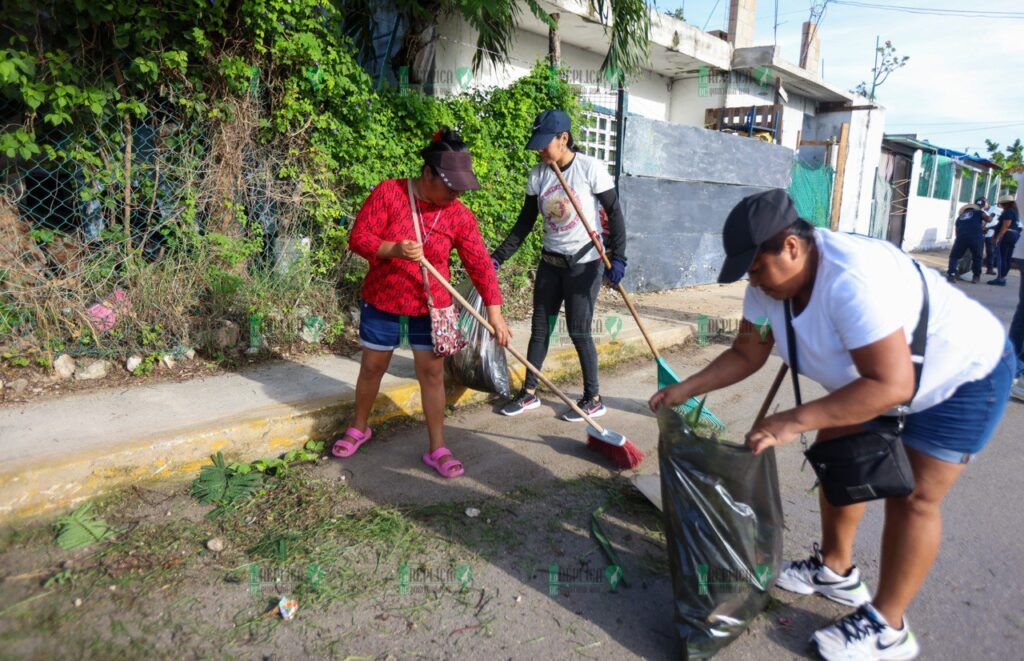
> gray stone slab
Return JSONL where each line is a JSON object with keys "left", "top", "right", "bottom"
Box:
{"left": 619, "top": 177, "right": 777, "bottom": 291}
{"left": 621, "top": 115, "right": 794, "bottom": 188}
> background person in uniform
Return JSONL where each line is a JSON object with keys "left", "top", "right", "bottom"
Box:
{"left": 946, "top": 200, "right": 986, "bottom": 283}
{"left": 989, "top": 194, "right": 1022, "bottom": 286}
{"left": 1007, "top": 193, "right": 1024, "bottom": 400}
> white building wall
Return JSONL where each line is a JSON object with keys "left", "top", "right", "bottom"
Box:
{"left": 431, "top": 17, "right": 673, "bottom": 121}
{"left": 798, "top": 106, "right": 884, "bottom": 235}
{"left": 841, "top": 107, "right": 885, "bottom": 236}
{"left": 667, "top": 75, "right": 725, "bottom": 127}
{"left": 901, "top": 150, "right": 955, "bottom": 251}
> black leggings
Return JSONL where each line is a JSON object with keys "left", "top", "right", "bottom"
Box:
{"left": 524, "top": 259, "right": 603, "bottom": 398}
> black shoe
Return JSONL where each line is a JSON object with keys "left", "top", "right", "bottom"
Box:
{"left": 561, "top": 396, "right": 607, "bottom": 422}
{"left": 500, "top": 390, "right": 541, "bottom": 416}
{"left": 946, "top": 273, "right": 957, "bottom": 283}
{"left": 971, "top": 275, "right": 981, "bottom": 284}
{"left": 987, "top": 278, "right": 1007, "bottom": 286}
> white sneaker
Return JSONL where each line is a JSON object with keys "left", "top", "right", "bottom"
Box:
{"left": 775, "top": 543, "right": 871, "bottom": 607}
{"left": 812, "top": 603, "right": 920, "bottom": 660}
{"left": 1011, "top": 377, "right": 1024, "bottom": 402}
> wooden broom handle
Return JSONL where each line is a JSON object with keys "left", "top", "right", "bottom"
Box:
{"left": 755, "top": 364, "right": 789, "bottom": 426}
{"left": 548, "top": 161, "right": 662, "bottom": 360}
{"left": 418, "top": 257, "right": 607, "bottom": 433}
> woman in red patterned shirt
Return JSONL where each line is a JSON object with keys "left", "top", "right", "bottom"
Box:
{"left": 334, "top": 128, "right": 511, "bottom": 479}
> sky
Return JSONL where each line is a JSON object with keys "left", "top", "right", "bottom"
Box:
{"left": 655, "top": 0, "right": 1024, "bottom": 157}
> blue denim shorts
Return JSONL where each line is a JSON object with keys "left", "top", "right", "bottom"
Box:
{"left": 358, "top": 300, "right": 433, "bottom": 352}
{"left": 868, "top": 340, "right": 1015, "bottom": 464}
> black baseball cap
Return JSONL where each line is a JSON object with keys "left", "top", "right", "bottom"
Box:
{"left": 526, "top": 109, "right": 571, "bottom": 150}
{"left": 717, "top": 189, "right": 802, "bottom": 284}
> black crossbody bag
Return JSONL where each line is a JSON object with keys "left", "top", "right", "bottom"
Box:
{"left": 783, "top": 261, "right": 929, "bottom": 506}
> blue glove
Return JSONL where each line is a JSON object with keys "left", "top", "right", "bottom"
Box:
{"left": 605, "top": 257, "right": 626, "bottom": 286}
{"left": 491, "top": 256, "right": 501, "bottom": 272}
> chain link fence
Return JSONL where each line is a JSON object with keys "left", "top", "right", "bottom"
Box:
{"left": 1, "top": 95, "right": 343, "bottom": 368}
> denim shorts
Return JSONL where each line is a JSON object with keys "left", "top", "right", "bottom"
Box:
{"left": 867, "top": 340, "right": 1015, "bottom": 464}
{"left": 358, "top": 300, "right": 433, "bottom": 352}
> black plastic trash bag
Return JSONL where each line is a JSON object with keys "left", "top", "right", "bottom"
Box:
{"left": 444, "top": 280, "right": 512, "bottom": 398}
{"left": 657, "top": 404, "right": 784, "bottom": 658}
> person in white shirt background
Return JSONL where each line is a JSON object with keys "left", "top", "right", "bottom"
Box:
{"left": 650, "top": 190, "right": 1014, "bottom": 660}
{"left": 981, "top": 197, "right": 1002, "bottom": 275}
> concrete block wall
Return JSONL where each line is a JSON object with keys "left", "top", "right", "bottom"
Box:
{"left": 617, "top": 116, "right": 794, "bottom": 291}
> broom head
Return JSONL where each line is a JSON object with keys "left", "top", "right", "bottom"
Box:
{"left": 586, "top": 426, "right": 644, "bottom": 469}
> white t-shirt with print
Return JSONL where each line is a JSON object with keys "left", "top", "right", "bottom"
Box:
{"left": 743, "top": 229, "right": 1005, "bottom": 414}
{"left": 526, "top": 153, "right": 614, "bottom": 264}
{"left": 984, "top": 207, "right": 1000, "bottom": 238}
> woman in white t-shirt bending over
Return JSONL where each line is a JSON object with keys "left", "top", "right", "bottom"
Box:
{"left": 649, "top": 190, "right": 1014, "bottom": 661}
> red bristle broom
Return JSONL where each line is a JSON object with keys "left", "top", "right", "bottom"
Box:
{"left": 419, "top": 258, "right": 644, "bottom": 469}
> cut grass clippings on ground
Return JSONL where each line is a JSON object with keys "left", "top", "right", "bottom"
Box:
{"left": 0, "top": 462, "right": 669, "bottom": 658}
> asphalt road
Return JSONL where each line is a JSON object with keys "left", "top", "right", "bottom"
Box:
{"left": 336, "top": 259, "right": 1023, "bottom": 659}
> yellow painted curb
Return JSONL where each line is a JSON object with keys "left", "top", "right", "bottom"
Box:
{"left": 0, "top": 324, "right": 695, "bottom": 524}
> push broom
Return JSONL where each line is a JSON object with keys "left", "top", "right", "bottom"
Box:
{"left": 419, "top": 258, "right": 644, "bottom": 470}
{"left": 548, "top": 161, "right": 725, "bottom": 431}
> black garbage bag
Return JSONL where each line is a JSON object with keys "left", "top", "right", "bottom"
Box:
{"left": 657, "top": 404, "right": 784, "bottom": 658}
{"left": 444, "top": 280, "right": 512, "bottom": 398}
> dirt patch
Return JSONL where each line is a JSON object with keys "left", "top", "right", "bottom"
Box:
{"left": 0, "top": 465, "right": 677, "bottom": 659}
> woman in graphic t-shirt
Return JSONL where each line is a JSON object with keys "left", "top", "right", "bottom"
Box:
{"left": 491, "top": 110, "right": 628, "bottom": 420}
{"left": 340, "top": 128, "right": 511, "bottom": 479}
{"left": 649, "top": 190, "right": 1013, "bottom": 660}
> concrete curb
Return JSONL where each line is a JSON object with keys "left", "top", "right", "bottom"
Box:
{"left": 0, "top": 323, "right": 700, "bottom": 523}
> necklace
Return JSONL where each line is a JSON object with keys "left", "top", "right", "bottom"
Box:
{"left": 412, "top": 180, "right": 443, "bottom": 243}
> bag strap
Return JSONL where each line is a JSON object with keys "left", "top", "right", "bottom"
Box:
{"left": 782, "top": 299, "right": 803, "bottom": 407}
{"left": 783, "top": 259, "right": 930, "bottom": 412}
{"left": 407, "top": 178, "right": 436, "bottom": 309}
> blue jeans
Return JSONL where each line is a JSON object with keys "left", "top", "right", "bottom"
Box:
{"left": 984, "top": 236, "right": 1000, "bottom": 272}
{"left": 871, "top": 340, "right": 1015, "bottom": 463}
{"left": 1010, "top": 259, "right": 1024, "bottom": 376}
{"left": 997, "top": 230, "right": 1020, "bottom": 280}
{"left": 948, "top": 232, "right": 983, "bottom": 278}
{"left": 358, "top": 300, "right": 433, "bottom": 351}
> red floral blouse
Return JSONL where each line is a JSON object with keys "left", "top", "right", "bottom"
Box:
{"left": 348, "top": 178, "right": 502, "bottom": 316}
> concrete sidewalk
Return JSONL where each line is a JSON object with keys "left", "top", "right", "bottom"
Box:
{"left": 0, "top": 281, "right": 746, "bottom": 522}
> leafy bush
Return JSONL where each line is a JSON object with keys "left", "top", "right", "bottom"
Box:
{"left": 0, "top": 0, "right": 584, "bottom": 368}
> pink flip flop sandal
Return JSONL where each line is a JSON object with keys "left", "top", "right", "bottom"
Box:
{"left": 331, "top": 427, "right": 372, "bottom": 458}
{"left": 422, "top": 447, "right": 464, "bottom": 479}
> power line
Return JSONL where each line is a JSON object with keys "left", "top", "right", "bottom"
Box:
{"left": 701, "top": 0, "right": 723, "bottom": 32}
{"left": 922, "top": 122, "right": 1024, "bottom": 136}
{"left": 800, "top": 2, "right": 831, "bottom": 70}
{"left": 888, "top": 120, "right": 1024, "bottom": 127}
{"left": 832, "top": 1, "right": 1024, "bottom": 19}
{"left": 773, "top": 0, "right": 779, "bottom": 46}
